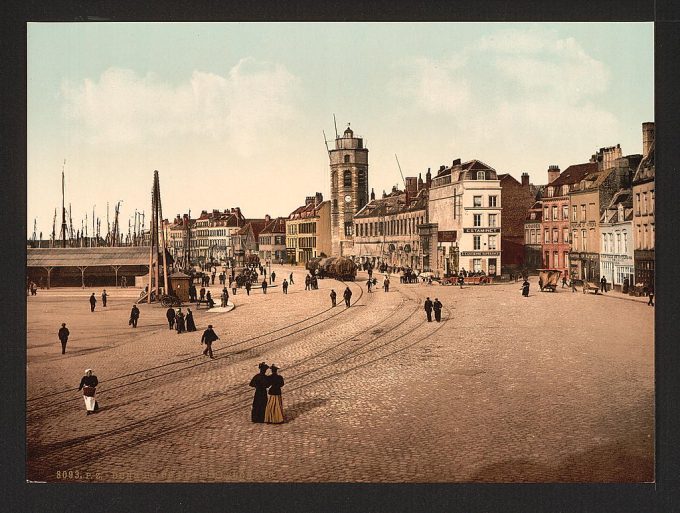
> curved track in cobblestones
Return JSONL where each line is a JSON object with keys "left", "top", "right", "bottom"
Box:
{"left": 27, "top": 279, "right": 366, "bottom": 414}
{"left": 27, "top": 282, "right": 452, "bottom": 480}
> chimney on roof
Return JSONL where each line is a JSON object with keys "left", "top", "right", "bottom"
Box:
{"left": 426, "top": 168, "right": 432, "bottom": 188}
{"left": 382, "top": 190, "right": 387, "bottom": 199}
{"left": 315, "top": 192, "right": 323, "bottom": 206}
{"left": 451, "top": 158, "right": 461, "bottom": 167}
{"left": 521, "top": 172, "right": 530, "bottom": 186}
{"left": 547, "top": 165, "right": 560, "bottom": 184}
{"left": 642, "top": 122, "right": 655, "bottom": 158}
{"left": 265, "top": 214, "right": 271, "bottom": 224}
{"left": 370, "top": 188, "right": 375, "bottom": 201}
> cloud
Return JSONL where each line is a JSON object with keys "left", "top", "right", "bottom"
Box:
{"left": 61, "top": 58, "right": 300, "bottom": 155}
{"left": 390, "top": 28, "right": 618, "bottom": 173}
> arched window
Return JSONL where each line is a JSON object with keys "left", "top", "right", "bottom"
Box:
{"left": 344, "top": 155, "right": 350, "bottom": 163}
{"left": 343, "top": 170, "right": 352, "bottom": 187}
{"left": 477, "top": 171, "right": 485, "bottom": 180}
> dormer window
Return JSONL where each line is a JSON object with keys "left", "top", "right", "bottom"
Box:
{"left": 476, "top": 171, "right": 485, "bottom": 180}
{"left": 547, "top": 187, "right": 554, "bottom": 197}
{"left": 562, "top": 185, "right": 569, "bottom": 195}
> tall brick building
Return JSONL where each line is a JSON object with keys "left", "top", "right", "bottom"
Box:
{"left": 632, "top": 122, "right": 655, "bottom": 288}
{"left": 497, "top": 172, "right": 539, "bottom": 272}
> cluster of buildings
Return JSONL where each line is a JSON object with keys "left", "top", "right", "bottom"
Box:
{"left": 163, "top": 122, "right": 655, "bottom": 290}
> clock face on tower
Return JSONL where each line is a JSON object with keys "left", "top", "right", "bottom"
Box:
{"left": 344, "top": 195, "right": 352, "bottom": 203}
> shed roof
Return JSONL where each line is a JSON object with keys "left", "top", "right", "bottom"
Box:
{"left": 27, "top": 247, "right": 153, "bottom": 268}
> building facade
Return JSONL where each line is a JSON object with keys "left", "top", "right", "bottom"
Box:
{"left": 524, "top": 200, "right": 543, "bottom": 271}
{"left": 541, "top": 163, "right": 594, "bottom": 275}
{"left": 329, "top": 125, "right": 369, "bottom": 257}
{"left": 258, "top": 216, "right": 288, "bottom": 264}
{"left": 599, "top": 190, "right": 634, "bottom": 291}
{"left": 351, "top": 179, "right": 428, "bottom": 270}
{"left": 286, "top": 193, "right": 331, "bottom": 265}
{"left": 632, "top": 122, "right": 655, "bottom": 288}
{"left": 427, "top": 159, "right": 502, "bottom": 276}
{"left": 497, "top": 172, "right": 539, "bottom": 272}
{"left": 569, "top": 147, "right": 640, "bottom": 282}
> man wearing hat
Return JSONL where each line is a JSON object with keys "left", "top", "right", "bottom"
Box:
{"left": 89, "top": 292, "right": 97, "bottom": 312}
{"left": 249, "top": 362, "right": 270, "bottom": 423}
{"left": 424, "top": 297, "right": 433, "bottom": 322}
{"left": 58, "top": 323, "right": 70, "bottom": 354}
{"left": 343, "top": 286, "right": 352, "bottom": 307}
{"left": 201, "top": 324, "right": 219, "bottom": 358}
{"left": 433, "top": 298, "right": 443, "bottom": 322}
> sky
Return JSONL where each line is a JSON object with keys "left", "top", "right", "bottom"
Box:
{"left": 27, "top": 22, "right": 653, "bottom": 238}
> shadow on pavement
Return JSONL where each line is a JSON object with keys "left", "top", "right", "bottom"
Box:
{"left": 285, "top": 397, "right": 329, "bottom": 423}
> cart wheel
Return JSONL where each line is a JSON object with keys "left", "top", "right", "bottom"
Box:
{"left": 161, "top": 296, "right": 172, "bottom": 307}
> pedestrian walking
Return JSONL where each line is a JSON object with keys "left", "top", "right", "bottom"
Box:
{"left": 384, "top": 277, "right": 390, "bottom": 292}
{"left": 648, "top": 284, "right": 654, "bottom": 306}
{"left": 305, "top": 275, "right": 311, "bottom": 290}
{"left": 176, "top": 309, "right": 186, "bottom": 333}
{"left": 186, "top": 308, "right": 197, "bottom": 331}
{"left": 282, "top": 279, "right": 288, "bottom": 294}
{"left": 600, "top": 275, "right": 607, "bottom": 293}
{"left": 201, "top": 324, "right": 219, "bottom": 358}
{"left": 58, "top": 323, "right": 70, "bottom": 354}
{"left": 561, "top": 275, "right": 567, "bottom": 289}
{"left": 129, "top": 304, "right": 140, "bottom": 327}
{"left": 249, "top": 362, "right": 270, "bottom": 423}
{"left": 343, "top": 286, "right": 352, "bottom": 307}
{"left": 166, "top": 307, "right": 176, "bottom": 329}
{"left": 221, "top": 288, "right": 229, "bottom": 308}
{"left": 433, "top": 298, "right": 443, "bottom": 322}
{"left": 200, "top": 287, "right": 206, "bottom": 302}
{"left": 271, "top": 271, "right": 276, "bottom": 283}
{"left": 211, "top": 272, "right": 216, "bottom": 285}
{"left": 264, "top": 364, "right": 285, "bottom": 424}
{"left": 89, "top": 293, "right": 96, "bottom": 312}
{"left": 78, "top": 369, "right": 99, "bottom": 415}
{"left": 262, "top": 278, "right": 268, "bottom": 294}
{"left": 206, "top": 290, "right": 214, "bottom": 308}
{"left": 289, "top": 272, "right": 294, "bottom": 285}
{"left": 521, "top": 279, "right": 530, "bottom": 297}
{"left": 366, "top": 278, "right": 373, "bottom": 292}
{"left": 101, "top": 289, "right": 108, "bottom": 307}
{"left": 189, "top": 284, "right": 197, "bottom": 302}
{"left": 458, "top": 275, "right": 464, "bottom": 289}
{"left": 245, "top": 281, "right": 251, "bottom": 296}
{"left": 121, "top": 276, "right": 127, "bottom": 288}
{"left": 330, "top": 289, "right": 337, "bottom": 307}
{"left": 30, "top": 282, "right": 38, "bottom": 296}
{"left": 424, "top": 297, "right": 433, "bottom": 322}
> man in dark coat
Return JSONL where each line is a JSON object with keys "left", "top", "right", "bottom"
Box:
{"left": 176, "top": 309, "right": 186, "bottom": 333}
{"left": 245, "top": 280, "right": 251, "bottom": 295}
{"left": 600, "top": 275, "right": 607, "bottom": 293}
{"left": 289, "top": 272, "right": 294, "bottom": 285}
{"left": 199, "top": 287, "right": 206, "bottom": 302}
{"left": 89, "top": 293, "right": 96, "bottom": 312}
{"left": 166, "top": 307, "right": 176, "bottom": 329}
{"left": 647, "top": 284, "right": 654, "bottom": 306}
{"left": 458, "top": 275, "right": 464, "bottom": 289}
{"left": 249, "top": 362, "right": 270, "bottom": 423}
{"left": 330, "top": 289, "right": 337, "bottom": 307}
{"left": 271, "top": 271, "right": 276, "bottom": 283}
{"left": 433, "top": 298, "right": 443, "bottom": 322}
{"left": 262, "top": 278, "right": 268, "bottom": 294}
{"left": 189, "top": 284, "right": 197, "bottom": 302}
{"left": 206, "top": 290, "right": 214, "bottom": 308}
{"left": 129, "top": 304, "right": 140, "bottom": 327}
{"left": 343, "top": 286, "right": 352, "bottom": 307}
{"left": 101, "top": 289, "right": 108, "bottom": 307}
{"left": 201, "top": 324, "right": 219, "bottom": 358}
{"left": 424, "top": 297, "right": 433, "bottom": 322}
{"left": 58, "top": 323, "right": 70, "bottom": 354}
{"left": 282, "top": 279, "right": 288, "bottom": 294}
{"left": 305, "top": 275, "right": 311, "bottom": 290}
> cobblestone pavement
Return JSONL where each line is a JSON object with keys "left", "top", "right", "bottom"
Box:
{"left": 26, "top": 267, "right": 654, "bottom": 482}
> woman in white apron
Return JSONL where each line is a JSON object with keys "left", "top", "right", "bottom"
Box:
{"left": 78, "top": 369, "right": 99, "bottom": 415}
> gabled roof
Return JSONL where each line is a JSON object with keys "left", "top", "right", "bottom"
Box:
{"left": 633, "top": 140, "right": 655, "bottom": 183}
{"left": 549, "top": 162, "right": 597, "bottom": 188}
{"left": 259, "top": 217, "right": 286, "bottom": 235}
{"left": 600, "top": 189, "right": 634, "bottom": 223}
{"left": 288, "top": 200, "right": 329, "bottom": 220}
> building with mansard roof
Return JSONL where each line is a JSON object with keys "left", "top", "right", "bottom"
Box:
{"left": 286, "top": 193, "right": 331, "bottom": 265}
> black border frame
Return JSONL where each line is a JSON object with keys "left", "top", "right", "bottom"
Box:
{"left": 2, "top": 1, "right": 678, "bottom": 511}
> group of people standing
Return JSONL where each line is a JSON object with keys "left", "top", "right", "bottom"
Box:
{"left": 249, "top": 362, "right": 285, "bottom": 424}
{"left": 166, "top": 307, "right": 196, "bottom": 333}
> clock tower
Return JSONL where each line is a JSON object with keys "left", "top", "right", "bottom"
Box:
{"left": 329, "top": 124, "right": 369, "bottom": 256}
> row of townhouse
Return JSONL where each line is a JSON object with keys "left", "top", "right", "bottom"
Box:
{"left": 523, "top": 122, "right": 654, "bottom": 291}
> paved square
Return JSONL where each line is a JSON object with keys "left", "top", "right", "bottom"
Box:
{"left": 26, "top": 268, "right": 654, "bottom": 482}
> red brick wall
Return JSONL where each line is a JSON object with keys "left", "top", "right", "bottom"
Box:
{"left": 501, "top": 177, "right": 536, "bottom": 239}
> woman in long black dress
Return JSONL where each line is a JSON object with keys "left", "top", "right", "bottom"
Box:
{"left": 249, "top": 362, "right": 270, "bottom": 423}
{"left": 264, "top": 364, "right": 285, "bottom": 424}
{"left": 185, "top": 308, "right": 196, "bottom": 332}
{"left": 176, "top": 309, "right": 186, "bottom": 333}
